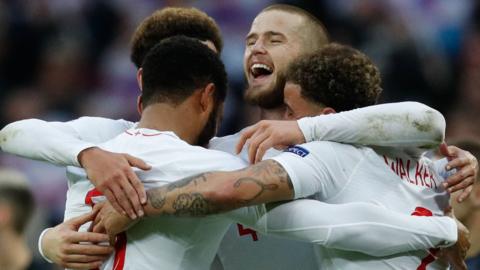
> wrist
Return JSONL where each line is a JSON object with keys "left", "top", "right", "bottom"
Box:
{"left": 77, "top": 147, "right": 99, "bottom": 168}
{"left": 291, "top": 121, "right": 306, "bottom": 144}
{"left": 38, "top": 228, "right": 53, "bottom": 263}
{"left": 296, "top": 117, "right": 314, "bottom": 143}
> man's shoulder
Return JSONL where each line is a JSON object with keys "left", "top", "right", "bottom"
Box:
{"left": 104, "top": 129, "right": 248, "bottom": 171}
{"left": 188, "top": 145, "right": 248, "bottom": 171}
{"left": 278, "top": 141, "right": 368, "bottom": 168}
{"left": 72, "top": 116, "right": 135, "bottom": 129}
{"left": 208, "top": 130, "right": 243, "bottom": 153}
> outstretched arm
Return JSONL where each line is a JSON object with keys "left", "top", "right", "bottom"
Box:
{"left": 93, "top": 195, "right": 465, "bottom": 261}
{"left": 236, "top": 101, "right": 445, "bottom": 164}
{"left": 0, "top": 117, "right": 133, "bottom": 166}
{"left": 298, "top": 101, "right": 445, "bottom": 148}
{"left": 143, "top": 160, "right": 293, "bottom": 217}
{"left": 232, "top": 200, "right": 460, "bottom": 257}
{"left": 138, "top": 160, "right": 463, "bottom": 256}
{"left": 0, "top": 117, "right": 149, "bottom": 219}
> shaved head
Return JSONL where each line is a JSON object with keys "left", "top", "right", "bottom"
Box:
{"left": 244, "top": 5, "right": 330, "bottom": 109}
{"left": 261, "top": 4, "right": 329, "bottom": 51}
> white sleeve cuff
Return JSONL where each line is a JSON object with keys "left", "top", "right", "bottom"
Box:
{"left": 38, "top": 228, "right": 53, "bottom": 263}
{"left": 270, "top": 155, "right": 303, "bottom": 199}
{"left": 437, "top": 217, "right": 458, "bottom": 248}
{"left": 297, "top": 117, "right": 317, "bottom": 143}
{"left": 73, "top": 144, "right": 97, "bottom": 167}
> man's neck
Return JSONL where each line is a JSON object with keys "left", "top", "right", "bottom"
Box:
{"left": 260, "top": 106, "right": 285, "bottom": 120}
{"left": 137, "top": 103, "right": 199, "bottom": 145}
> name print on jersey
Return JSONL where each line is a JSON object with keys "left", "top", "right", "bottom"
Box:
{"left": 383, "top": 156, "right": 439, "bottom": 189}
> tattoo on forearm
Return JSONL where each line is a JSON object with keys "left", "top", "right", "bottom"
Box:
{"left": 233, "top": 160, "right": 292, "bottom": 203}
{"left": 147, "top": 173, "right": 216, "bottom": 217}
{"left": 147, "top": 188, "right": 166, "bottom": 209}
{"left": 233, "top": 178, "right": 278, "bottom": 203}
{"left": 172, "top": 193, "right": 215, "bottom": 216}
{"left": 146, "top": 160, "right": 292, "bottom": 217}
{"left": 167, "top": 173, "right": 208, "bottom": 191}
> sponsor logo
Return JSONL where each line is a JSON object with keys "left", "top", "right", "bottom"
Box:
{"left": 285, "top": 146, "right": 310, "bottom": 157}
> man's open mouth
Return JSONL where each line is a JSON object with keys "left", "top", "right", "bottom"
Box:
{"left": 250, "top": 63, "right": 273, "bottom": 79}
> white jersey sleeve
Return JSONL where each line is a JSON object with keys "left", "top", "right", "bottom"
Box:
{"left": 0, "top": 117, "right": 134, "bottom": 166}
{"left": 253, "top": 200, "right": 457, "bottom": 256}
{"left": 270, "top": 142, "right": 360, "bottom": 199}
{"left": 297, "top": 102, "right": 445, "bottom": 150}
{"left": 224, "top": 199, "right": 457, "bottom": 257}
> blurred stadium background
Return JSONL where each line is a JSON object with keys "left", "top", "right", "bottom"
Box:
{"left": 0, "top": 0, "right": 478, "bottom": 269}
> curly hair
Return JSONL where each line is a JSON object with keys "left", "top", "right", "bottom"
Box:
{"left": 286, "top": 43, "right": 382, "bottom": 112}
{"left": 141, "top": 36, "right": 227, "bottom": 107}
{"left": 130, "top": 7, "right": 222, "bottom": 68}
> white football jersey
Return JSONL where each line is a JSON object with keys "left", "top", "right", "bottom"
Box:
{"left": 64, "top": 128, "right": 266, "bottom": 270}
{"left": 210, "top": 132, "right": 319, "bottom": 270}
{"left": 271, "top": 142, "right": 450, "bottom": 269}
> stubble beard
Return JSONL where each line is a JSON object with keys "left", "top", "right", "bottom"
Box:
{"left": 244, "top": 72, "right": 286, "bottom": 109}
{"left": 196, "top": 105, "right": 220, "bottom": 148}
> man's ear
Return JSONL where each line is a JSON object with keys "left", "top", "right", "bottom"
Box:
{"left": 199, "top": 83, "right": 216, "bottom": 112}
{"left": 321, "top": 107, "right": 336, "bottom": 115}
{"left": 136, "top": 68, "right": 143, "bottom": 92}
{"left": 137, "top": 95, "right": 143, "bottom": 115}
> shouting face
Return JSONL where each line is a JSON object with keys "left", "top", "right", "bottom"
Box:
{"left": 243, "top": 10, "right": 306, "bottom": 109}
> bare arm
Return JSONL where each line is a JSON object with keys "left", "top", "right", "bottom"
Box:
{"left": 143, "top": 160, "right": 293, "bottom": 217}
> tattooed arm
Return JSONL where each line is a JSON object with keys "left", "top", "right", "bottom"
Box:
{"left": 143, "top": 160, "right": 293, "bottom": 217}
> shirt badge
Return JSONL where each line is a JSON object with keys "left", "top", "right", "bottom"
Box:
{"left": 285, "top": 145, "right": 310, "bottom": 157}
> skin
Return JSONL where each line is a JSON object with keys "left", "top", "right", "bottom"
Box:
{"left": 92, "top": 158, "right": 294, "bottom": 238}
{"left": 41, "top": 74, "right": 220, "bottom": 268}
{"left": 283, "top": 82, "right": 331, "bottom": 120}
{"left": 92, "top": 83, "right": 472, "bottom": 269}
{"left": 39, "top": 7, "right": 477, "bottom": 268}
{"left": 243, "top": 10, "right": 307, "bottom": 114}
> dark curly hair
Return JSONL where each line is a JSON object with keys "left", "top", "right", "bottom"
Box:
{"left": 286, "top": 43, "right": 382, "bottom": 112}
{"left": 141, "top": 36, "right": 227, "bottom": 107}
{"left": 130, "top": 7, "right": 223, "bottom": 68}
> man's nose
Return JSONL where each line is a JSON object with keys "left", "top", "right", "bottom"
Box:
{"left": 251, "top": 40, "right": 267, "bottom": 54}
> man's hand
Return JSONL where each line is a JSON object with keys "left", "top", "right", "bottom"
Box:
{"left": 440, "top": 143, "right": 478, "bottom": 202}
{"left": 92, "top": 201, "right": 136, "bottom": 245}
{"left": 236, "top": 120, "right": 305, "bottom": 164}
{"left": 78, "top": 147, "right": 151, "bottom": 219}
{"left": 438, "top": 208, "right": 470, "bottom": 270}
{"left": 41, "top": 211, "right": 114, "bottom": 269}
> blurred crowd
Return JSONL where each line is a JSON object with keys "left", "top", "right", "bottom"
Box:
{"left": 0, "top": 0, "right": 479, "bottom": 269}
